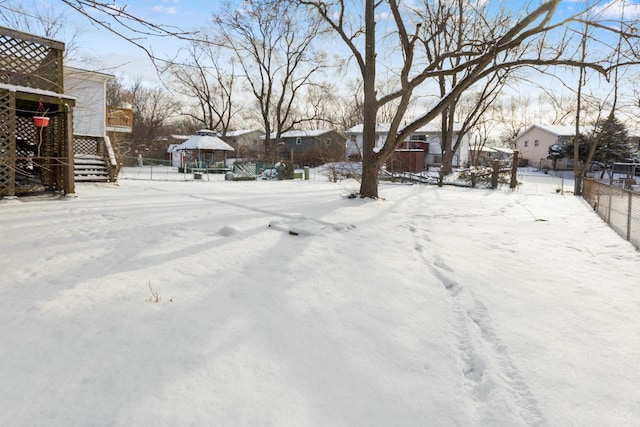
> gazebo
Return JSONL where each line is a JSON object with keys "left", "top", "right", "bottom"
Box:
{"left": 175, "top": 130, "right": 235, "bottom": 172}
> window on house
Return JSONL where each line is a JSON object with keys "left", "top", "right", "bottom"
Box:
{"left": 296, "top": 137, "right": 302, "bottom": 145}
{"left": 326, "top": 138, "right": 332, "bottom": 145}
{"left": 524, "top": 141, "right": 529, "bottom": 147}
{"left": 534, "top": 140, "right": 539, "bottom": 147}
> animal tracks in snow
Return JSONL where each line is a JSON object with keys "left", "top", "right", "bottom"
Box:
{"left": 414, "top": 233, "right": 545, "bottom": 425}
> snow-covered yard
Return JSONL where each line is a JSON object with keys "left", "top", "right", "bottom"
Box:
{"left": 0, "top": 170, "right": 638, "bottom": 426}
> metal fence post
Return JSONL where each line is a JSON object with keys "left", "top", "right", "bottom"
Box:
{"left": 628, "top": 190, "right": 633, "bottom": 242}
{"left": 607, "top": 184, "right": 613, "bottom": 224}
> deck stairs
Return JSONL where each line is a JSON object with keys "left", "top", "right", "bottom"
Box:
{"left": 74, "top": 154, "right": 111, "bottom": 182}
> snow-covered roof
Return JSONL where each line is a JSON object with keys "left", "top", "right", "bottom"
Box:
{"left": 261, "top": 129, "right": 336, "bottom": 140}
{"left": 521, "top": 124, "right": 593, "bottom": 137}
{"left": 224, "top": 129, "right": 261, "bottom": 137}
{"left": 347, "top": 122, "right": 463, "bottom": 134}
{"left": 175, "top": 134, "right": 235, "bottom": 151}
{"left": 0, "top": 82, "right": 76, "bottom": 101}
{"left": 493, "top": 147, "right": 514, "bottom": 154}
{"left": 470, "top": 146, "right": 497, "bottom": 153}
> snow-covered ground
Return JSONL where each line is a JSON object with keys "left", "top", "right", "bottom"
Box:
{"left": 1, "top": 169, "right": 638, "bottom": 426}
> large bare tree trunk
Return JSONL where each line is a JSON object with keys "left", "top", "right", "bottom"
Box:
{"left": 359, "top": 0, "right": 379, "bottom": 199}
{"left": 360, "top": 155, "right": 384, "bottom": 198}
{"left": 573, "top": 22, "right": 587, "bottom": 196}
{"left": 441, "top": 149, "right": 456, "bottom": 175}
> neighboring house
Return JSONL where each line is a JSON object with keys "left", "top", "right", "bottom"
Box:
{"left": 219, "top": 130, "right": 263, "bottom": 158}
{"left": 347, "top": 122, "right": 469, "bottom": 171}
{"left": 263, "top": 129, "right": 347, "bottom": 166}
{"left": 514, "top": 124, "right": 592, "bottom": 170}
{"left": 160, "top": 135, "right": 190, "bottom": 167}
{"left": 64, "top": 66, "right": 133, "bottom": 181}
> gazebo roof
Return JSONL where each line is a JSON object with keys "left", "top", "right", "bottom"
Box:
{"left": 176, "top": 133, "right": 235, "bottom": 151}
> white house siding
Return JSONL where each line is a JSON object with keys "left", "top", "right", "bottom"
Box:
{"left": 64, "top": 68, "right": 111, "bottom": 137}
{"left": 347, "top": 123, "right": 469, "bottom": 167}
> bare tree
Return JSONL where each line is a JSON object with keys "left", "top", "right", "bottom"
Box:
{"left": 0, "top": 0, "right": 82, "bottom": 58}
{"left": 467, "top": 125, "right": 493, "bottom": 167}
{"left": 496, "top": 95, "right": 533, "bottom": 148}
{"left": 300, "top": 82, "right": 342, "bottom": 130}
{"left": 106, "top": 75, "right": 128, "bottom": 108}
{"left": 129, "top": 79, "right": 181, "bottom": 144}
{"left": 457, "top": 92, "right": 501, "bottom": 167}
{"left": 212, "top": 0, "right": 327, "bottom": 157}
{"left": 412, "top": 0, "right": 514, "bottom": 175}
{"left": 106, "top": 77, "right": 181, "bottom": 157}
{"left": 168, "top": 39, "right": 242, "bottom": 135}
{"left": 56, "top": 0, "right": 205, "bottom": 69}
{"left": 298, "top": 0, "right": 614, "bottom": 198}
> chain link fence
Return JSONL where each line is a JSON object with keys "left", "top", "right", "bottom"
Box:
{"left": 116, "top": 156, "right": 301, "bottom": 181}
{"left": 583, "top": 178, "right": 640, "bottom": 250}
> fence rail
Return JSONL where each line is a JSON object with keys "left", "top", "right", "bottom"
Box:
{"left": 583, "top": 178, "right": 640, "bottom": 250}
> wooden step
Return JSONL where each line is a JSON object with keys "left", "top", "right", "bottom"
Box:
{"left": 74, "top": 175, "right": 110, "bottom": 182}
{"left": 75, "top": 158, "right": 107, "bottom": 166}
{"left": 74, "top": 154, "right": 112, "bottom": 182}
{"left": 75, "top": 169, "right": 108, "bottom": 175}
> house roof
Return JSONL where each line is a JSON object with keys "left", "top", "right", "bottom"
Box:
{"left": 470, "top": 146, "right": 497, "bottom": 153}
{"left": 261, "top": 129, "right": 336, "bottom": 139}
{"left": 520, "top": 124, "right": 593, "bottom": 137}
{"left": 224, "top": 129, "right": 261, "bottom": 137}
{"left": 347, "top": 122, "right": 462, "bottom": 134}
{"left": 0, "top": 82, "right": 76, "bottom": 102}
{"left": 175, "top": 133, "right": 235, "bottom": 151}
{"left": 64, "top": 66, "right": 114, "bottom": 82}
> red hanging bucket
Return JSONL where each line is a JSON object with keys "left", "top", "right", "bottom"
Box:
{"left": 33, "top": 116, "right": 50, "bottom": 127}
{"left": 33, "top": 99, "right": 49, "bottom": 127}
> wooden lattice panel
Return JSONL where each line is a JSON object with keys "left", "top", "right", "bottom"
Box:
{"left": 38, "top": 117, "right": 55, "bottom": 189}
{"left": 15, "top": 115, "right": 36, "bottom": 181}
{"left": 0, "top": 33, "right": 63, "bottom": 92}
{"left": 74, "top": 135, "right": 102, "bottom": 155}
{"left": 0, "top": 89, "right": 15, "bottom": 196}
{"left": 16, "top": 115, "right": 36, "bottom": 146}
{"left": 13, "top": 113, "right": 63, "bottom": 192}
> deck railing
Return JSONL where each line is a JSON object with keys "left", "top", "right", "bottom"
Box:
{"left": 106, "top": 106, "right": 133, "bottom": 132}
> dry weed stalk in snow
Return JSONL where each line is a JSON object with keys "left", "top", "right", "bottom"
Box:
{"left": 145, "top": 280, "right": 160, "bottom": 303}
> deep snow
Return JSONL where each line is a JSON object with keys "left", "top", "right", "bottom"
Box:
{"left": 0, "top": 169, "right": 639, "bottom": 426}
